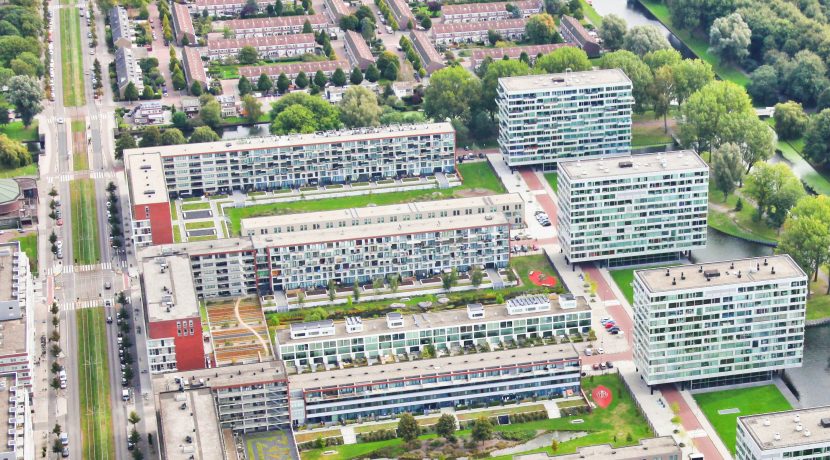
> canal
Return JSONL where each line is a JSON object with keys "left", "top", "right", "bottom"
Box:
{"left": 589, "top": 0, "right": 696, "bottom": 58}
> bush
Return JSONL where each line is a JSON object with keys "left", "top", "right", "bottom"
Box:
{"left": 358, "top": 429, "right": 397, "bottom": 443}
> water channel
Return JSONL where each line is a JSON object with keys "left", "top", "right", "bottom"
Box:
{"left": 589, "top": 0, "right": 696, "bottom": 58}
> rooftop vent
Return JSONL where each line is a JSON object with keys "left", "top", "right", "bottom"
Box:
{"left": 618, "top": 161, "right": 633, "bottom": 168}
{"left": 703, "top": 269, "right": 721, "bottom": 278}
{"left": 774, "top": 433, "right": 781, "bottom": 441}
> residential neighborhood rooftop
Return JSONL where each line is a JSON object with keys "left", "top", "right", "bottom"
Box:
{"left": 498, "top": 68, "right": 631, "bottom": 92}
{"left": 126, "top": 151, "right": 167, "bottom": 206}
{"left": 738, "top": 406, "right": 830, "bottom": 451}
{"left": 159, "top": 389, "right": 223, "bottom": 460}
{"left": 142, "top": 253, "right": 200, "bottom": 323}
{"left": 558, "top": 150, "right": 708, "bottom": 180}
{"left": 207, "top": 33, "right": 316, "bottom": 50}
{"left": 432, "top": 18, "right": 527, "bottom": 34}
{"left": 153, "top": 360, "right": 287, "bottom": 392}
{"left": 221, "top": 14, "right": 328, "bottom": 30}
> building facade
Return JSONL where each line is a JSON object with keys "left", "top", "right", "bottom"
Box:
{"left": 470, "top": 43, "right": 565, "bottom": 69}
{"left": 191, "top": 0, "right": 273, "bottom": 16}
{"left": 633, "top": 256, "right": 808, "bottom": 389}
{"left": 221, "top": 14, "right": 329, "bottom": 37}
{"left": 557, "top": 151, "right": 709, "bottom": 266}
{"left": 431, "top": 19, "right": 526, "bottom": 45}
{"left": 736, "top": 406, "right": 830, "bottom": 460}
{"left": 344, "top": 30, "right": 375, "bottom": 69}
{"left": 114, "top": 47, "right": 145, "bottom": 97}
{"left": 239, "top": 59, "right": 350, "bottom": 81}
{"left": 133, "top": 101, "right": 165, "bottom": 125}
{"left": 109, "top": 6, "right": 132, "bottom": 48}
{"left": 127, "top": 153, "right": 174, "bottom": 247}
{"left": 124, "top": 122, "right": 456, "bottom": 197}
{"left": 410, "top": 30, "right": 444, "bottom": 74}
{"left": 497, "top": 68, "right": 632, "bottom": 168}
{"left": 206, "top": 34, "right": 316, "bottom": 61}
{"left": 558, "top": 15, "right": 600, "bottom": 57}
{"left": 386, "top": 0, "right": 416, "bottom": 30}
{"left": 324, "top": 0, "right": 350, "bottom": 21}
{"left": 440, "top": 0, "right": 542, "bottom": 23}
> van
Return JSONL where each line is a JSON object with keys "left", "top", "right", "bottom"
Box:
{"left": 122, "top": 389, "right": 130, "bottom": 401}
{"left": 60, "top": 433, "right": 68, "bottom": 446}
{"left": 59, "top": 370, "right": 67, "bottom": 382}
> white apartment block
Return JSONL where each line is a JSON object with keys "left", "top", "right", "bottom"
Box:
{"left": 736, "top": 406, "right": 830, "bottom": 460}
{"left": 240, "top": 193, "right": 524, "bottom": 236}
{"left": 497, "top": 69, "right": 633, "bottom": 169}
{"left": 431, "top": 19, "right": 526, "bottom": 45}
{"left": 221, "top": 14, "right": 329, "bottom": 37}
{"left": 557, "top": 151, "right": 709, "bottom": 267}
{"left": 633, "top": 256, "right": 808, "bottom": 390}
{"left": 206, "top": 34, "right": 316, "bottom": 61}
{"left": 124, "top": 123, "right": 456, "bottom": 198}
{"left": 441, "top": 0, "right": 542, "bottom": 23}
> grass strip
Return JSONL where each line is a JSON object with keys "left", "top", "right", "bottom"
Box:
{"left": 0, "top": 164, "right": 37, "bottom": 178}
{"left": 60, "top": 8, "right": 86, "bottom": 106}
{"left": 70, "top": 179, "right": 101, "bottom": 264}
{"left": 0, "top": 121, "right": 39, "bottom": 142}
{"left": 12, "top": 234, "right": 38, "bottom": 277}
{"left": 76, "top": 308, "right": 115, "bottom": 460}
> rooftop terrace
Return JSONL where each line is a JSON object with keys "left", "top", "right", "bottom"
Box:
{"left": 142, "top": 254, "right": 200, "bottom": 322}
{"left": 559, "top": 150, "right": 707, "bottom": 180}
{"left": 498, "top": 68, "right": 631, "bottom": 92}
{"left": 738, "top": 406, "right": 830, "bottom": 451}
{"left": 159, "top": 389, "right": 223, "bottom": 460}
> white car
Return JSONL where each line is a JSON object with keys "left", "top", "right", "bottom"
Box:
{"left": 56, "top": 241, "right": 63, "bottom": 249}
{"left": 56, "top": 117, "right": 64, "bottom": 124}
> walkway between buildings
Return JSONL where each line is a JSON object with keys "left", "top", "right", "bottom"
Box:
{"left": 662, "top": 386, "right": 729, "bottom": 460}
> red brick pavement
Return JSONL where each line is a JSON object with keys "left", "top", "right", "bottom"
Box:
{"left": 662, "top": 386, "right": 725, "bottom": 460}
{"left": 519, "top": 167, "right": 545, "bottom": 191}
{"left": 582, "top": 265, "right": 616, "bottom": 301}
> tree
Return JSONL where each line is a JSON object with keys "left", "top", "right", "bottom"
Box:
{"left": 441, "top": 268, "right": 458, "bottom": 291}
{"left": 643, "top": 49, "right": 681, "bottom": 72}
{"left": 128, "top": 411, "right": 141, "bottom": 427}
{"left": 782, "top": 51, "right": 830, "bottom": 106}
{"left": 599, "top": 13, "right": 627, "bottom": 51}
{"left": 487, "top": 29, "right": 502, "bottom": 46}
{"left": 350, "top": 67, "right": 364, "bottom": 85}
{"left": 269, "top": 93, "right": 341, "bottom": 131}
{"left": 257, "top": 73, "right": 273, "bottom": 93}
{"left": 744, "top": 162, "right": 804, "bottom": 224}
{"left": 160, "top": 128, "right": 186, "bottom": 145}
{"left": 189, "top": 126, "right": 220, "bottom": 143}
{"left": 397, "top": 413, "right": 419, "bottom": 442}
{"left": 551, "top": 439, "right": 560, "bottom": 452}
{"left": 777, "top": 196, "right": 830, "bottom": 285}
{"left": 115, "top": 132, "right": 136, "bottom": 159}
{"left": 242, "top": 95, "right": 263, "bottom": 123}
{"left": 352, "top": 280, "right": 360, "bottom": 301}
{"left": 295, "top": 71, "right": 309, "bottom": 89}
{"left": 736, "top": 116, "right": 776, "bottom": 174}
{"left": 190, "top": 81, "right": 203, "bottom": 96}
{"left": 339, "top": 86, "right": 382, "bottom": 127}
{"left": 708, "top": 13, "right": 751, "bottom": 63}
{"left": 238, "top": 75, "right": 253, "bottom": 95}
{"left": 365, "top": 64, "right": 380, "bottom": 82}
{"left": 424, "top": 66, "right": 481, "bottom": 123}
{"left": 200, "top": 99, "right": 222, "bottom": 128}
{"left": 525, "top": 13, "right": 559, "bottom": 44}
{"left": 471, "top": 267, "right": 484, "bottom": 287}
{"left": 773, "top": 102, "right": 808, "bottom": 141}
{"left": 711, "top": 143, "right": 743, "bottom": 200}
{"left": 599, "top": 50, "right": 653, "bottom": 113}
{"left": 376, "top": 51, "right": 400, "bottom": 81}
{"left": 0, "top": 134, "right": 30, "bottom": 168}
{"left": 804, "top": 109, "right": 830, "bottom": 166}
{"left": 360, "top": 17, "right": 375, "bottom": 40}
{"left": 172, "top": 67, "right": 187, "bottom": 90}
{"left": 623, "top": 25, "right": 671, "bottom": 57}
{"left": 435, "top": 414, "right": 456, "bottom": 440}
{"left": 747, "top": 65, "right": 779, "bottom": 107}
{"left": 302, "top": 19, "right": 313, "bottom": 33}
{"left": 471, "top": 417, "right": 494, "bottom": 441}
{"left": 139, "top": 126, "right": 161, "bottom": 148}
{"left": 328, "top": 279, "right": 336, "bottom": 301}
{"left": 239, "top": 45, "right": 258, "bottom": 65}
{"left": 274, "top": 0, "right": 283, "bottom": 15}
{"left": 277, "top": 73, "right": 290, "bottom": 94}
{"left": 314, "top": 70, "right": 328, "bottom": 87}
{"left": 123, "top": 82, "right": 139, "bottom": 102}
{"left": 331, "top": 68, "right": 347, "bottom": 87}
{"left": 5, "top": 76, "right": 41, "bottom": 126}
{"left": 671, "top": 59, "right": 715, "bottom": 105}
{"left": 481, "top": 59, "right": 531, "bottom": 115}
{"left": 535, "top": 46, "right": 591, "bottom": 73}
{"left": 172, "top": 111, "right": 189, "bottom": 130}
{"left": 649, "top": 65, "right": 674, "bottom": 131}
{"left": 271, "top": 104, "right": 317, "bottom": 134}
{"left": 678, "top": 80, "right": 754, "bottom": 154}
{"left": 421, "top": 16, "right": 431, "bottom": 30}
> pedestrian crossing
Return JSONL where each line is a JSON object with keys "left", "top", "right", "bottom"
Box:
{"left": 57, "top": 299, "right": 115, "bottom": 312}
{"left": 47, "top": 170, "right": 112, "bottom": 183}
{"left": 44, "top": 112, "right": 113, "bottom": 125}
{"left": 46, "top": 261, "right": 123, "bottom": 275}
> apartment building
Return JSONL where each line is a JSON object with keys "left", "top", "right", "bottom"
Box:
{"left": 632, "top": 256, "right": 808, "bottom": 390}
{"left": 736, "top": 406, "right": 830, "bottom": 460}
{"left": 497, "top": 68, "right": 633, "bottom": 168}
{"left": 277, "top": 295, "right": 590, "bottom": 369}
{"left": 221, "top": 14, "right": 329, "bottom": 37}
{"left": 142, "top": 254, "right": 207, "bottom": 374}
{"left": 109, "top": 6, "right": 132, "bottom": 48}
{"left": 240, "top": 193, "right": 524, "bottom": 236}
{"left": 216, "top": 94, "right": 237, "bottom": 117}
{"left": 517, "top": 437, "right": 682, "bottom": 460}
{"left": 114, "top": 47, "right": 145, "bottom": 97}
{"left": 559, "top": 15, "right": 600, "bottom": 57}
{"left": 153, "top": 361, "right": 291, "bottom": 435}
{"left": 288, "top": 344, "right": 581, "bottom": 425}
{"left": 171, "top": 2, "right": 197, "bottom": 45}
{"left": 206, "top": 34, "right": 316, "bottom": 61}
{"left": 126, "top": 153, "right": 173, "bottom": 246}
{"left": 387, "top": 0, "right": 416, "bottom": 30}
{"left": 324, "top": 0, "right": 350, "bottom": 21}
{"left": 133, "top": 101, "right": 165, "bottom": 125}
{"left": 557, "top": 151, "right": 709, "bottom": 267}
{"left": 191, "top": 0, "right": 273, "bottom": 16}
{"left": 239, "top": 59, "right": 350, "bottom": 81}
{"left": 181, "top": 46, "right": 208, "bottom": 89}
{"left": 440, "top": 0, "right": 542, "bottom": 23}
{"left": 431, "top": 19, "right": 526, "bottom": 45}
{"left": 123, "top": 122, "right": 456, "bottom": 197}
{"left": 344, "top": 30, "right": 374, "bottom": 69}
{"left": 470, "top": 43, "right": 566, "bottom": 69}
{"left": 410, "top": 30, "right": 444, "bottom": 74}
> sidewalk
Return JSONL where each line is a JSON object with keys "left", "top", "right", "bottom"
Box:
{"left": 663, "top": 386, "right": 729, "bottom": 460}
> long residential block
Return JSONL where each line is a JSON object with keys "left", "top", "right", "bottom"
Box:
{"left": 109, "top": 6, "right": 132, "bottom": 48}
{"left": 124, "top": 122, "right": 456, "bottom": 198}
{"left": 172, "top": 2, "right": 197, "bottom": 45}
{"left": 344, "top": 30, "right": 374, "bottom": 69}
{"left": 181, "top": 46, "right": 208, "bottom": 88}
{"left": 127, "top": 152, "right": 174, "bottom": 246}
{"left": 440, "top": 0, "right": 542, "bottom": 23}
{"left": 114, "top": 47, "right": 145, "bottom": 97}
{"left": 431, "top": 18, "right": 526, "bottom": 45}
{"left": 221, "top": 14, "right": 329, "bottom": 37}
{"left": 191, "top": 0, "right": 273, "bottom": 16}
{"left": 410, "top": 30, "right": 444, "bottom": 74}
{"left": 206, "top": 34, "right": 316, "bottom": 61}
{"left": 633, "top": 256, "right": 807, "bottom": 390}
{"left": 497, "top": 68, "right": 633, "bottom": 168}
{"left": 470, "top": 43, "right": 566, "bottom": 69}
{"left": 557, "top": 151, "right": 709, "bottom": 266}
{"left": 736, "top": 406, "right": 830, "bottom": 460}
{"left": 559, "top": 15, "right": 600, "bottom": 57}
{"left": 239, "top": 59, "right": 350, "bottom": 80}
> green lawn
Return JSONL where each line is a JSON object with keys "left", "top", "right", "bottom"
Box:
{"left": 808, "top": 292, "right": 830, "bottom": 321}
{"left": 12, "top": 234, "right": 37, "bottom": 277}
{"left": 0, "top": 121, "right": 39, "bottom": 142}
{"left": 456, "top": 404, "right": 546, "bottom": 421}
{"left": 632, "top": 124, "right": 673, "bottom": 147}
{"left": 708, "top": 189, "right": 779, "bottom": 244}
{"left": 694, "top": 385, "right": 792, "bottom": 454}
{"left": 544, "top": 173, "right": 558, "bottom": 193}
{"left": 0, "top": 163, "right": 37, "bottom": 178}
{"left": 579, "top": 0, "right": 603, "bottom": 27}
{"left": 72, "top": 119, "right": 88, "bottom": 171}
{"left": 188, "top": 234, "right": 217, "bottom": 242}
{"left": 181, "top": 202, "right": 212, "bottom": 211}
{"left": 610, "top": 268, "right": 636, "bottom": 306}
{"left": 185, "top": 220, "right": 216, "bottom": 230}
{"left": 76, "top": 308, "right": 115, "bottom": 460}
{"left": 775, "top": 138, "right": 830, "bottom": 196}
{"left": 170, "top": 201, "right": 178, "bottom": 221}
{"left": 245, "top": 431, "right": 294, "bottom": 460}
{"left": 70, "top": 179, "right": 101, "bottom": 264}
{"left": 639, "top": 0, "right": 749, "bottom": 87}
{"left": 227, "top": 162, "right": 504, "bottom": 235}
{"left": 60, "top": 7, "right": 86, "bottom": 107}
{"left": 173, "top": 225, "right": 182, "bottom": 243}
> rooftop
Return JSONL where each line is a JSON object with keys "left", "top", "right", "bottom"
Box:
{"left": 240, "top": 193, "right": 522, "bottom": 234}
{"left": 172, "top": 3, "right": 195, "bottom": 36}
{"left": 153, "top": 361, "right": 287, "bottom": 392}
{"left": 0, "top": 318, "right": 28, "bottom": 357}
{"left": 182, "top": 46, "right": 207, "bottom": 84}
{"left": 251, "top": 213, "right": 507, "bottom": 248}
{"left": 221, "top": 14, "right": 327, "bottom": 29}
{"left": 498, "top": 68, "right": 631, "bottom": 92}
{"left": 560, "top": 14, "right": 597, "bottom": 44}
{"left": 558, "top": 150, "right": 708, "bottom": 181}
{"left": 635, "top": 255, "right": 806, "bottom": 293}
{"left": 738, "top": 406, "right": 830, "bottom": 451}
{"left": 159, "top": 389, "right": 224, "bottom": 460}
{"left": 290, "top": 343, "right": 579, "bottom": 389}
{"left": 0, "top": 242, "right": 22, "bottom": 303}
{"left": 137, "top": 237, "right": 255, "bottom": 261}
{"left": 123, "top": 122, "right": 454, "bottom": 158}
{"left": 470, "top": 43, "right": 566, "bottom": 64}
{"left": 442, "top": 0, "right": 540, "bottom": 15}
{"left": 142, "top": 254, "right": 200, "bottom": 323}
{"left": 344, "top": 30, "right": 374, "bottom": 61}
{"left": 239, "top": 59, "right": 350, "bottom": 78}
{"left": 432, "top": 18, "right": 527, "bottom": 34}
{"left": 516, "top": 437, "right": 680, "bottom": 460}
{"left": 277, "top": 293, "right": 588, "bottom": 345}
{"left": 207, "top": 33, "right": 316, "bottom": 50}
{"left": 126, "top": 151, "right": 168, "bottom": 206}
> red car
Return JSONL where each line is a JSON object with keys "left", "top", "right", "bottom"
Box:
{"left": 604, "top": 322, "right": 616, "bottom": 329}
{"left": 56, "top": 218, "right": 63, "bottom": 226}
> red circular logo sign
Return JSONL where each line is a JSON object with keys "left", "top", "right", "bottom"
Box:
{"left": 592, "top": 385, "right": 613, "bottom": 408}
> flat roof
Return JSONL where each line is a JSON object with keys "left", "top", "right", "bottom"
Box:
{"left": 240, "top": 193, "right": 522, "bottom": 234}
{"left": 252, "top": 213, "right": 507, "bottom": 248}
{"left": 137, "top": 238, "right": 255, "bottom": 261}
{"left": 635, "top": 255, "right": 806, "bottom": 293}
{"left": 0, "top": 243, "right": 18, "bottom": 302}
{"left": 127, "top": 151, "right": 168, "bottom": 206}
{"left": 290, "top": 343, "right": 579, "bottom": 389}
{"left": 558, "top": 150, "right": 708, "bottom": 181}
{"left": 0, "top": 377, "right": 11, "bottom": 449}
{"left": 277, "top": 293, "right": 589, "bottom": 345}
{"left": 153, "top": 361, "right": 287, "bottom": 392}
{"left": 143, "top": 254, "right": 200, "bottom": 323}
{"left": 432, "top": 18, "right": 526, "bottom": 34}
{"left": 498, "top": 68, "right": 631, "bottom": 92}
{"left": 516, "top": 437, "right": 680, "bottom": 460}
{"left": 123, "top": 122, "right": 454, "bottom": 158}
{"left": 0, "top": 318, "right": 28, "bottom": 357}
{"left": 738, "top": 406, "right": 830, "bottom": 451}
{"left": 159, "top": 389, "right": 224, "bottom": 460}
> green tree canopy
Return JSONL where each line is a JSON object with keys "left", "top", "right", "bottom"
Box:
{"left": 804, "top": 109, "right": 830, "bottom": 166}
{"left": 238, "top": 75, "right": 253, "bottom": 95}
{"left": 271, "top": 104, "right": 318, "bottom": 134}
{"left": 396, "top": 413, "right": 420, "bottom": 442}
{"left": 708, "top": 12, "right": 751, "bottom": 63}
{"left": 599, "top": 50, "right": 653, "bottom": 113}
{"left": 423, "top": 66, "right": 481, "bottom": 122}
{"left": 189, "top": 126, "right": 220, "bottom": 143}
{"left": 746, "top": 65, "right": 779, "bottom": 107}
{"left": 643, "top": 48, "right": 681, "bottom": 72}
{"left": 623, "top": 25, "right": 671, "bottom": 57}
{"left": 331, "top": 68, "right": 347, "bottom": 86}
{"left": 777, "top": 195, "right": 830, "bottom": 284}
{"left": 295, "top": 71, "right": 309, "bottom": 89}
{"left": 744, "top": 162, "right": 805, "bottom": 225}
{"left": 435, "top": 414, "right": 456, "bottom": 440}
{"left": 678, "top": 80, "right": 754, "bottom": 154}
{"left": 139, "top": 126, "right": 161, "bottom": 148}
{"left": 6, "top": 75, "right": 41, "bottom": 125}
{"left": 199, "top": 99, "right": 222, "bottom": 128}
{"left": 535, "top": 46, "right": 591, "bottom": 73}
{"left": 671, "top": 58, "right": 715, "bottom": 104}
{"left": 525, "top": 13, "right": 559, "bottom": 44}
{"left": 257, "top": 73, "right": 273, "bottom": 93}
{"left": 0, "top": 133, "right": 30, "bottom": 168}
{"left": 242, "top": 94, "right": 263, "bottom": 123}
{"left": 338, "top": 86, "right": 382, "bottom": 127}
{"left": 711, "top": 142, "right": 743, "bottom": 200}
{"left": 269, "top": 93, "right": 341, "bottom": 132}
{"left": 773, "top": 101, "right": 809, "bottom": 141}
{"left": 471, "top": 417, "right": 494, "bottom": 441}
{"left": 160, "top": 128, "right": 186, "bottom": 145}
{"left": 599, "top": 13, "right": 627, "bottom": 51}
{"left": 277, "top": 73, "right": 290, "bottom": 93}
